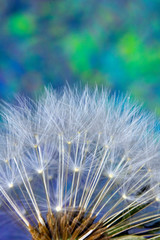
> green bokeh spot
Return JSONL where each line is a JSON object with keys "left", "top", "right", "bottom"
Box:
{"left": 63, "top": 32, "right": 98, "bottom": 73}
{"left": 118, "top": 32, "right": 160, "bottom": 79}
{"left": 7, "top": 13, "right": 35, "bottom": 36}
{"left": 118, "top": 33, "right": 142, "bottom": 57}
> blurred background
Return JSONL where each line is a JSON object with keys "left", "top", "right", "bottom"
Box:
{"left": 0, "top": 0, "right": 160, "bottom": 114}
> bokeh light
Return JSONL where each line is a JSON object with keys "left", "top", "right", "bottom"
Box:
{"left": 0, "top": 0, "right": 160, "bottom": 114}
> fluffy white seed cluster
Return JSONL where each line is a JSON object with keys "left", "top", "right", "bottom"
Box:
{"left": 0, "top": 88, "right": 160, "bottom": 239}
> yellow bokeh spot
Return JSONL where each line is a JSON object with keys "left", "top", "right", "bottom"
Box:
{"left": 8, "top": 183, "right": 14, "bottom": 188}
{"left": 56, "top": 206, "right": 62, "bottom": 212}
{"left": 74, "top": 167, "right": 79, "bottom": 172}
{"left": 122, "top": 194, "right": 127, "bottom": 199}
{"left": 37, "top": 169, "right": 43, "bottom": 174}
{"left": 108, "top": 173, "right": 114, "bottom": 179}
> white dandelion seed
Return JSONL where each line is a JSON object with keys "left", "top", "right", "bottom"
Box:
{"left": 0, "top": 87, "right": 160, "bottom": 239}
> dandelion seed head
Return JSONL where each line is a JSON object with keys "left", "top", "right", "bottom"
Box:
{"left": 0, "top": 87, "right": 160, "bottom": 239}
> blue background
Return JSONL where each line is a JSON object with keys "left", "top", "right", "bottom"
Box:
{"left": 0, "top": 0, "right": 160, "bottom": 114}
